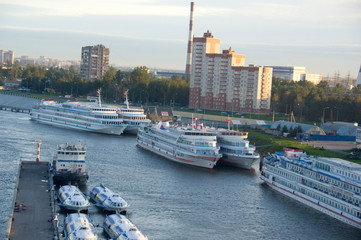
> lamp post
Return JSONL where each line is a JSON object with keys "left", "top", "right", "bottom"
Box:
{"left": 322, "top": 107, "right": 329, "bottom": 125}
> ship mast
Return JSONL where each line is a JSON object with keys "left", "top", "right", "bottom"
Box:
{"left": 97, "top": 88, "right": 102, "bottom": 107}
{"left": 124, "top": 90, "right": 130, "bottom": 109}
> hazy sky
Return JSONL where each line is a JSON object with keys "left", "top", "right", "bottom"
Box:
{"left": 1, "top": 0, "right": 360, "bottom": 77}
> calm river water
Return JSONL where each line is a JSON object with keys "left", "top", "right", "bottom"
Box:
{"left": 0, "top": 110, "right": 360, "bottom": 239}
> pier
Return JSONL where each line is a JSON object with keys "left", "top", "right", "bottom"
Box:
{"left": 0, "top": 92, "right": 41, "bottom": 114}
{"left": 7, "top": 161, "right": 55, "bottom": 240}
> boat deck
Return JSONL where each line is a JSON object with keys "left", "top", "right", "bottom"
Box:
{"left": 8, "top": 161, "right": 55, "bottom": 240}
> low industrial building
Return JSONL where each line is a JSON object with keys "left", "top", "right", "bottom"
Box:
{"left": 271, "top": 120, "right": 326, "bottom": 135}
{"left": 321, "top": 122, "right": 360, "bottom": 136}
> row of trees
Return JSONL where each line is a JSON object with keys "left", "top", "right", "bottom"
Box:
{"left": 1, "top": 63, "right": 361, "bottom": 123}
{"left": 272, "top": 78, "right": 361, "bottom": 123}
{"left": 0, "top": 64, "right": 190, "bottom": 106}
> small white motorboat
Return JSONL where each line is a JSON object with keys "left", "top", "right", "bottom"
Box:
{"left": 103, "top": 213, "right": 148, "bottom": 240}
{"left": 64, "top": 213, "right": 97, "bottom": 240}
{"left": 90, "top": 184, "right": 128, "bottom": 212}
{"left": 58, "top": 185, "right": 90, "bottom": 212}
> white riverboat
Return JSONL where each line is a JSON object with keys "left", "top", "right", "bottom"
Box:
{"left": 103, "top": 213, "right": 148, "bottom": 240}
{"left": 58, "top": 185, "right": 90, "bottom": 212}
{"left": 29, "top": 90, "right": 127, "bottom": 135}
{"left": 117, "top": 90, "right": 151, "bottom": 134}
{"left": 260, "top": 147, "right": 361, "bottom": 229}
{"left": 136, "top": 121, "right": 222, "bottom": 169}
{"left": 217, "top": 130, "right": 260, "bottom": 169}
{"left": 51, "top": 142, "right": 88, "bottom": 186}
{"left": 64, "top": 213, "right": 97, "bottom": 240}
{"left": 90, "top": 184, "right": 129, "bottom": 212}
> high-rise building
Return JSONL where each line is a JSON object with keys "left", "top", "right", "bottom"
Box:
{"left": 80, "top": 44, "right": 109, "bottom": 81}
{"left": 0, "top": 50, "right": 3, "bottom": 63}
{"left": 356, "top": 65, "right": 361, "bottom": 87}
{"left": 0, "top": 50, "right": 14, "bottom": 64}
{"left": 189, "top": 31, "right": 273, "bottom": 113}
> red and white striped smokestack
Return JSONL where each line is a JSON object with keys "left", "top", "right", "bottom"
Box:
{"left": 185, "top": 2, "right": 194, "bottom": 75}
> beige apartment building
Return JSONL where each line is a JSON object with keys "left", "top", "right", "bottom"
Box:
{"left": 189, "top": 31, "right": 272, "bottom": 114}
{"left": 0, "top": 50, "right": 15, "bottom": 65}
{"left": 80, "top": 44, "right": 109, "bottom": 81}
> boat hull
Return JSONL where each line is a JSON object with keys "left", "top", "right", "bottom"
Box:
{"left": 137, "top": 139, "right": 221, "bottom": 169}
{"left": 220, "top": 154, "right": 259, "bottom": 169}
{"left": 30, "top": 115, "right": 126, "bottom": 135}
{"left": 53, "top": 172, "right": 88, "bottom": 186}
{"left": 123, "top": 125, "right": 140, "bottom": 134}
{"left": 59, "top": 203, "right": 89, "bottom": 212}
{"left": 259, "top": 175, "right": 361, "bottom": 229}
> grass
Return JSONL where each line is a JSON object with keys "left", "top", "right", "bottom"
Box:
{"left": 245, "top": 128, "right": 361, "bottom": 163}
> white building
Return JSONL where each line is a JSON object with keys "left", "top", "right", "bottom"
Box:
{"left": 189, "top": 31, "right": 272, "bottom": 113}
{"left": 269, "top": 66, "right": 322, "bottom": 84}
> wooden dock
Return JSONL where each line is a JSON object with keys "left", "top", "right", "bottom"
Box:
{"left": 7, "top": 161, "right": 56, "bottom": 240}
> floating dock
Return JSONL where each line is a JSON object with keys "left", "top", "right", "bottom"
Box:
{"left": 7, "top": 161, "right": 56, "bottom": 240}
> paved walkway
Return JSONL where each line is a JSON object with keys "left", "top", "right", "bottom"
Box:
{"left": 9, "top": 161, "right": 54, "bottom": 240}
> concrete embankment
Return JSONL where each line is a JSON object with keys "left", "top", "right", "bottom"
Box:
{"left": 7, "top": 161, "right": 56, "bottom": 240}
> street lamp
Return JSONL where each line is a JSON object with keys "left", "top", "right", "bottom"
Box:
{"left": 322, "top": 107, "right": 329, "bottom": 125}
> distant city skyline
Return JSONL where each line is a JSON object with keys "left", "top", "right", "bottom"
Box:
{"left": 1, "top": 0, "right": 360, "bottom": 77}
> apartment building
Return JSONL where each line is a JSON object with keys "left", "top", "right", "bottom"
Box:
{"left": 0, "top": 50, "right": 15, "bottom": 64}
{"left": 80, "top": 44, "right": 109, "bottom": 81}
{"left": 189, "top": 31, "right": 272, "bottom": 114}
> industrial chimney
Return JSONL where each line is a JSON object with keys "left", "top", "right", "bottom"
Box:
{"left": 185, "top": 2, "right": 195, "bottom": 75}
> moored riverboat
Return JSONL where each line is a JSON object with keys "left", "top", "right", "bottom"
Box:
{"left": 260, "top": 147, "right": 361, "bottom": 229}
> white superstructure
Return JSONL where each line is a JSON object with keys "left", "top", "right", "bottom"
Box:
{"left": 117, "top": 90, "right": 151, "bottom": 134}
{"left": 136, "top": 122, "right": 222, "bottom": 169}
{"left": 51, "top": 142, "right": 88, "bottom": 186}
{"left": 90, "top": 184, "right": 129, "bottom": 212}
{"left": 260, "top": 147, "right": 361, "bottom": 229}
{"left": 58, "top": 185, "right": 90, "bottom": 212}
{"left": 103, "top": 213, "right": 148, "bottom": 240}
{"left": 30, "top": 99, "right": 127, "bottom": 135}
{"left": 64, "top": 213, "right": 97, "bottom": 240}
{"left": 217, "top": 130, "right": 260, "bottom": 169}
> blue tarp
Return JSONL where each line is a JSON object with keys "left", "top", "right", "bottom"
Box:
{"left": 297, "top": 133, "right": 356, "bottom": 142}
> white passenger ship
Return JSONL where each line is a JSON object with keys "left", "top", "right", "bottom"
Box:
{"left": 90, "top": 184, "right": 129, "bottom": 212}
{"left": 64, "top": 213, "right": 97, "bottom": 240}
{"left": 103, "top": 213, "right": 148, "bottom": 240}
{"left": 136, "top": 121, "right": 222, "bottom": 169}
{"left": 260, "top": 147, "right": 361, "bottom": 229}
{"left": 58, "top": 185, "right": 90, "bottom": 212}
{"left": 51, "top": 142, "right": 88, "bottom": 186}
{"left": 117, "top": 90, "right": 151, "bottom": 134}
{"left": 30, "top": 90, "right": 127, "bottom": 135}
{"left": 217, "top": 130, "right": 260, "bottom": 169}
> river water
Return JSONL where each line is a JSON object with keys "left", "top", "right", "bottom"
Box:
{"left": 1, "top": 110, "right": 361, "bottom": 240}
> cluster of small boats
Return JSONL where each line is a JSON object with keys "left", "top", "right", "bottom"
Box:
{"left": 136, "top": 121, "right": 260, "bottom": 170}
{"left": 51, "top": 142, "right": 147, "bottom": 239}
{"left": 63, "top": 212, "right": 148, "bottom": 240}
{"left": 59, "top": 184, "right": 146, "bottom": 240}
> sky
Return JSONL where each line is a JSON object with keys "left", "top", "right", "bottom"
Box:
{"left": 1, "top": 0, "right": 360, "bottom": 77}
